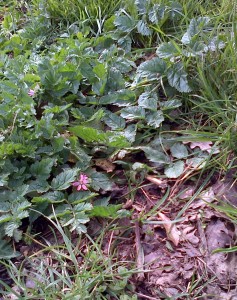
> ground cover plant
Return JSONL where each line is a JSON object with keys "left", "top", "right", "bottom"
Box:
{"left": 0, "top": 0, "right": 237, "bottom": 299}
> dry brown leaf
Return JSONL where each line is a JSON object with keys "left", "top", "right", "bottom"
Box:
{"left": 158, "top": 212, "right": 180, "bottom": 246}
{"left": 94, "top": 158, "right": 115, "bottom": 173}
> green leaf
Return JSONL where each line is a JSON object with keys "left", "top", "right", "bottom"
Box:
{"left": 148, "top": 4, "right": 165, "bottom": 24}
{"left": 181, "top": 17, "right": 210, "bottom": 44}
{"left": 120, "top": 106, "right": 145, "bottom": 120}
{"left": 146, "top": 111, "right": 164, "bottom": 128}
{"left": 0, "top": 173, "right": 9, "bottom": 186}
{"left": 103, "top": 111, "right": 126, "bottom": 130}
{"left": 160, "top": 99, "right": 182, "bottom": 110}
{"left": 90, "top": 205, "right": 121, "bottom": 218}
{"left": 51, "top": 168, "right": 79, "bottom": 191}
{"left": 167, "top": 62, "right": 191, "bottom": 93}
{"left": 137, "top": 20, "right": 152, "bottom": 36}
{"left": 143, "top": 147, "right": 169, "bottom": 164}
{"left": 69, "top": 126, "right": 108, "bottom": 143}
{"left": 27, "top": 180, "right": 50, "bottom": 193}
{"left": 156, "top": 42, "right": 180, "bottom": 59}
{"left": 0, "top": 239, "right": 20, "bottom": 259}
{"left": 138, "top": 92, "right": 157, "bottom": 110}
{"left": 30, "top": 158, "right": 56, "bottom": 180}
{"left": 137, "top": 57, "right": 167, "bottom": 80}
{"left": 89, "top": 170, "right": 113, "bottom": 191}
{"left": 165, "top": 161, "right": 184, "bottom": 178}
{"left": 93, "top": 63, "right": 107, "bottom": 79}
{"left": 124, "top": 124, "right": 137, "bottom": 143}
{"left": 170, "top": 143, "right": 188, "bottom": 159}
{"left": 107, "top": 133, "right": 131, "bottom": 148}
{"left": 68, "top": 191, "right": 98, "bottom": 204}
{"left": 33, "top": 191, "right": 65, "bottom": 203}
{"left": 114, "top": 15, "right": 136, "bottom": 32}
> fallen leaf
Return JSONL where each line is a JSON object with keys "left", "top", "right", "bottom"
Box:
{"left": 178, "top": 186, "right": 195, "bottom": 199}
{"left": 188, "top": 141, "right": 220, "bottom": 154}
{"left": 158, "top": 212, "right": 180, "bottom": 246}
{"left": 94, "top": 158, "right": 115, "bottom": 173}
{"left": 189, "top": 141, "right": 213, "bottom": 151}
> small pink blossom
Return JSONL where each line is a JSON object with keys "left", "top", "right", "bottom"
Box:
{"left": 28, "top": 89, "right": 35, "bottom": 97}
{"left": 72, "top": 174, "right": 89, "bottom": 191}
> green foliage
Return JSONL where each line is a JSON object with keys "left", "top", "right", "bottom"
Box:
{"left": 0, "top": 0, "right": 235, "bottom": 258}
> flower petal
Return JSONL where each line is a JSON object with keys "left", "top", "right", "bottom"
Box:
{"left": 81, "top": 185, "right": 88, "bottom": 190}
{"left": 77, "top": 185, "right": 82, "bottom": 191}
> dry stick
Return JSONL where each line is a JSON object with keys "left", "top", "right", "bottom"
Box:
{"left": 135, "top": 292, "right": 161, "bottom": 300}
{"left": 134, "top": 220, "right": 145, "bottom": 280}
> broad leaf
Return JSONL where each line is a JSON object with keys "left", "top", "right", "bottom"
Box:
{"left": 103, "top": 111, "right": 126, "bottom": 130}
{"left": 137, "top": 20, "right": 152, "bottom": 36}
{"left": 138, "top": 92, "right": 157, "bottom": 110}
{"left": 90, "top": 205, "right": 121, "bottom": 218}
{"left": 51, "top": 169, "right": 79, "bottom": 190}
{"left": 138, "top": 57, "right": 167, "bottom": 80}
{"left": 148, "top": 4, "right": 165, "bottom": 24}
{"left": 160, "top": 99, "right": 182, "bottom": 110}
{"left": 143, "top": 147, "right": 169, "bottom": 165}
{"left": 167, "top": 62, "right": 191, "bottom": 93}
{"left": 69, "top": 126, "right": 108, "bottom": 143}
{"left": 89, "top": 170, "right": 113, "bottom": 191}
{"left": 120, "top": 106, "right": 145, "bottom": 120}
{"left": 0, "top": 239, "right": 20, "bottom": 259}
{"left": 156, "top": 42, "right": 180, "bottom": 59}
{"left": 165, "top": 161, "right": 184, "bottom": 178}
{"left": 146, "top": 111, "right": 164, "bottom": 128}
{"left": 114, "top": 15, "right": 136, "bottom": 32}
{"left": 170, "top": 143, "right": 188, "bottom": 159}
{"left": 181, "top": 17, "right": 210, "bottom": 44}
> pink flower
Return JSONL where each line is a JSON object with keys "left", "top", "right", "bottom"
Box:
{"left": 72, "top": 174, "right": 89, "bottom": 191}
{"left": 28, "top": 89, "right": 35, "bottom": 97}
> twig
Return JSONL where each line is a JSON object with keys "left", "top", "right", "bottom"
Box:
{"left": 135, "top": 292, "right": 161, "bottom": 300}
{"left": 134, "top": 221, "right": 144, "bottom": 280}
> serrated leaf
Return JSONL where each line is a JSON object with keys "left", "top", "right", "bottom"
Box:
{"left": 0, "top": 239, "right": 20, "bottom": 259}
{"left": 124, "top": 124, "right": 137, "bottom": 143}
{"left": 143, "top": 147, "right": 169, "bottom": 164}
{"left": 146, "top": 111, "right": 164, "bottom": 128}
{"left": 170, "top": 143, "right": 188, "bottom": 159}
{"left": 33, "top": 191, "right": 65, "bottom": 203}
{"left": 135, "top": 0, "right": 148, "bottom": 15}
{"left": 0, "top": 173, "right": 9, "bottom": 186}
{"left": 156, "top": 42, "right": 180, "bottom": 59}
{"left": 90, "top": 205, "right": 121, "bottom": 218}
{"left": 51, "top": 169, "right": 79, "bottom": 190}
{"left": 117, "top": 36, "right": 132, "bottom": 52}
{"left": 181, "top": 17, "right": 210, "bottom": 45}
{"left": 167, "top": 62, "right": 191, "bottom": 93}
{"left": 165, "top": 161, "right": 184, "bottom": 178}
{"left": 120, "top": 106, "right": 145, "bottom": 120}
{"left": 30, "top": 158, "right": 55, "bottom": 180}
{"left": 137, "top": 57, "right": 167, "bottom": 80}
{"left": 138, "top": 92, "right": 157, "bottom": 110}
{"left": 68, "top": 191, "right": 98, "bottom": 204}
{"left": 103, "top": 111, "right": 126, "bottom": 130}
{"left": 27, "top": 180, "right": 50, "bottom": 193}
{"left": 137, "top": 20, "right": 152, "bottom": 36}
{"left": 69, "top": 126, "right": 108, "bottom": 143}
{"left": 107, "top": 133, "right": 131, "bottom": 148}
{"left": 148, "top": 4, "right": 165, "bottom": 24}
{"left": 89, "top": 170, "right": 113, "bottom": 191}
{"left": 160, "top": 99, "right": 182, "bottom": 110}
{"left": 114, "top": 15, "right": 136, "bottom": 32}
